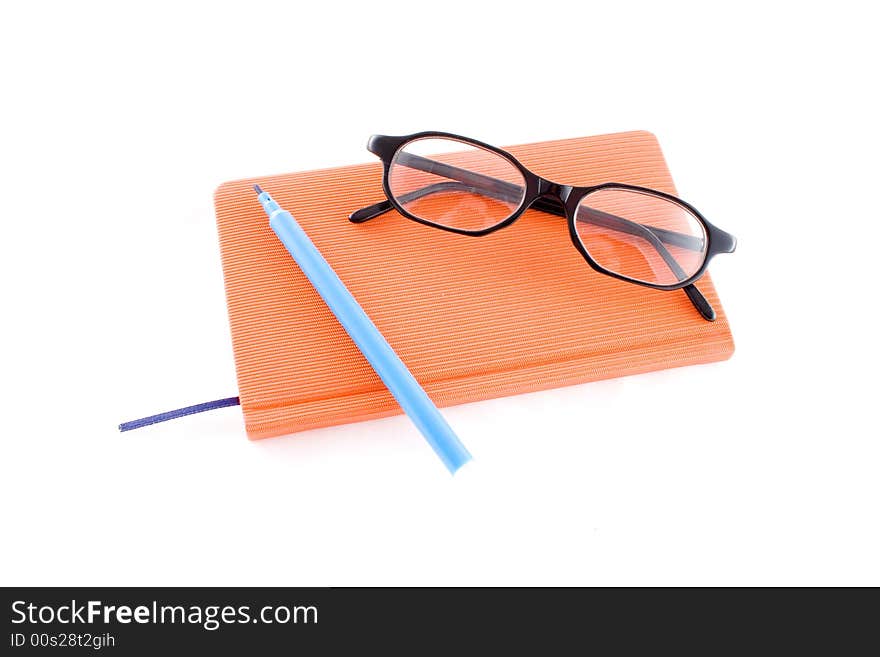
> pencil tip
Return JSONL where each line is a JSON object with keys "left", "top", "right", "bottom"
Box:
{"left": 254, "top": 184, "right": 263, "bottom": 195}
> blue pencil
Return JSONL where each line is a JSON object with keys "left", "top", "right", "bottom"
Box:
{"left": 255, "top": 185, "right": 472, "bottom": 474}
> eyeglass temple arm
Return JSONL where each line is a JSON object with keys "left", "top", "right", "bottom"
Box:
{"left": 351, "top": 153, "right": 705, "bottom": 252}
{"left": 350, "top": 155, "right": 716, "bottom": 320}
{"left": 354, "top": 184, "right": 715, "bottom": 321}
{"left": 356, "top": 181, "right": 689, "bottom": 276}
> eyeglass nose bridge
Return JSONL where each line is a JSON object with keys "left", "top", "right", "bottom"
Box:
{"left": 535, "top": 177, "right": 574, "bottom": 204}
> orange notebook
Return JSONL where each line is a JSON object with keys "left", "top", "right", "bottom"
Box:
{"left": 214, "top": 131, "right": 734, "bottom": 439}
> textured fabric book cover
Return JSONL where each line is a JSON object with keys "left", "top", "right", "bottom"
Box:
{"left": 215, "top": 131, "right": 734, "bottom": 439}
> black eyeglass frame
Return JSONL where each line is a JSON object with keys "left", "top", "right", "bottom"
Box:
{"left": 350, "top": 131, "right": 737, "bottom": 321}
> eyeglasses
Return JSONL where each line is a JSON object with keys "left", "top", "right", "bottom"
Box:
{"left": 349, "top": 132, "right": 736, "bottom": 321}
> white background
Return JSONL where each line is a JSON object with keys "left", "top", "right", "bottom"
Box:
{"left": 1, "top": 1, "right": 878, "bottom": 586}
